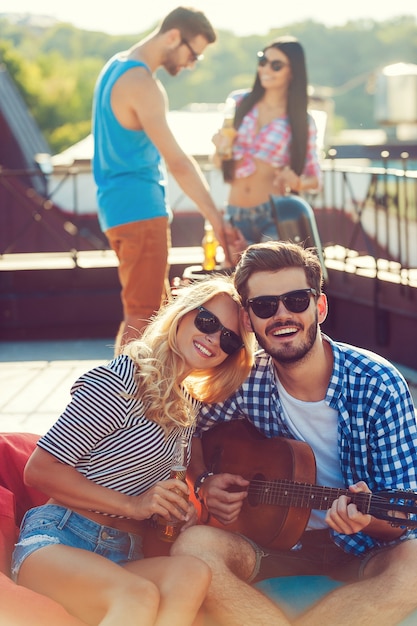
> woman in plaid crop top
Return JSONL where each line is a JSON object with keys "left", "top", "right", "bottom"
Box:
{"left": 213, "top": 37, "right": 322, "bottom": 262}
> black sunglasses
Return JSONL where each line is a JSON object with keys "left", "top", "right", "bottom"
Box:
{"left": 257, "top": 52, "right": 288, "bottom": 72}
{"left": 181, "top": 38, "right": 204, "bottom": 63}
{"left": 247, "top": 289, "right": 318, "bottom": 319}
{"left": 194, "top": 306, "right": 243, "bottom": 356}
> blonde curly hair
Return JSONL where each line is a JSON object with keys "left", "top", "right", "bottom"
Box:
{"left": 124, "top": 275, "right": 255, "bottom": 431}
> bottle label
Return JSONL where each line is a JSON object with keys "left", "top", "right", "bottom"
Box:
{"left": 170, "top": 466, "right": 187, "bottom": 482}
{"left": 157, "top": 517, "right": 183, "bottom": 542}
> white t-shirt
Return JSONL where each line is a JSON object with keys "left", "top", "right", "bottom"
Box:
{"left": 275, "top": 375, "right": 344, "bottom": 529}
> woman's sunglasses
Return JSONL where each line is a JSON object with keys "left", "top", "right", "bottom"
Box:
{"left": 247, "top": 289, "right": 318, "bottom": 319}
{"left": 194, "top": 306, "right": 243, "bottom": 356}
{"left": 257, "top": 52, "right": 288, "bottom": 72}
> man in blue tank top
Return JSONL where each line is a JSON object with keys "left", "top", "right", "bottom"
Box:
{"left": 92, "top": 7, "right": 227, "bottom": 354}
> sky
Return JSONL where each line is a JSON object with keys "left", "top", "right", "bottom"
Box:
{"left": 3, "top": 0, "right": 417, "bottom": 36}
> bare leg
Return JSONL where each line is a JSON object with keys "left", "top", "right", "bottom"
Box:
{"left": 172, "top": 526, "right": 291, "bottom": 626}
{"left": 124, "top": 554, "right": 211, "bottom": 626}
{"left": 295, "top": 540, "right": 417, "bottom": 626}
{"left": 18, "top": 545, "right": 160, "bottom": 626}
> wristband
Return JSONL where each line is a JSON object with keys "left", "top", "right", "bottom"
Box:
{"left": 194, "top": 471, "right": 214, "bottom": 502}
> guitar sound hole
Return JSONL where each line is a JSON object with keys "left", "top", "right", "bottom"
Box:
{"left": 248, "top": 473, "right": 265, "bottom": 506}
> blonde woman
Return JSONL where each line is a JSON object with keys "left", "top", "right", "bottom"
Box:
{"left": 12, "top": 276, "right": 255, "bottom": 626}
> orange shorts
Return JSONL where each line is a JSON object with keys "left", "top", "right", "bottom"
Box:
{"left": 106, "top": 217, "right": 171, "bottom": 320}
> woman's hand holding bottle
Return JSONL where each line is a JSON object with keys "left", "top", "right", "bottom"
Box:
{"left": 273, "top": 165, "right": 303, "bottom": 195}
{"left": 213, "top": 96, "right": 237, "bottom": 159}
{"left": 126, "top": 478, "right": 189, "bottom": 521}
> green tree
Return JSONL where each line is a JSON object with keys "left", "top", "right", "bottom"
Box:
{"left": 1, "top": 14, "right": 417, "bottom": 152}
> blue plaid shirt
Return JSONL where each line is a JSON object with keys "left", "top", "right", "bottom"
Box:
{"left": 196, "top": 335, "right": 417, "bottom": 556}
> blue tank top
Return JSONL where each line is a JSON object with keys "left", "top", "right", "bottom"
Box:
{"left": 92, "top": 55, "right": 170, "bottom": 231}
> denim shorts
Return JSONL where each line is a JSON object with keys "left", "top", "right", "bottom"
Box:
{"left": 11, "top": 505, "right": 144, "bottom": 582}
{"left": 225, "top": 201, "right": 278, "bottom": 245}
{"left": 246, "top": 529, "right": 394, "bottom": 584}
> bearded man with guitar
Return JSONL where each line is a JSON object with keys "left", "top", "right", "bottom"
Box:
{"left": 173, "top": 240, "right": 417, "bottom": 626}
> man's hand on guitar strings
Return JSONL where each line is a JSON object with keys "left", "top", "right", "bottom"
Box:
{"left": 200, "top": 473, "right": 249, "bottom": 525}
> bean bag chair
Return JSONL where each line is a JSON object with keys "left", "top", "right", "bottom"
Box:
{"left": 0, "top": 432, "right": 86, "bottom": 625}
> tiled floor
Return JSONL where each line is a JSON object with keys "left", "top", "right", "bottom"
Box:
{"left": 1, "top": 338, "right": 416, "bottom": 437}
{"left": 0, "top": 339, "right": 114, "bottom": 435}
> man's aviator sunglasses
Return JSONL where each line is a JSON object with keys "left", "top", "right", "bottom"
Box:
{"left": 257, "top": 52, "right": 288, "bottom": 72}
{"left": 194, "top": 306, "right": 243, "bottom": 355}
{"left": 247, "top": 289, "right": 318, "bottom": 319}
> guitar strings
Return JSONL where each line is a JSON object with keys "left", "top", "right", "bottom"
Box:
{"left": 247, "top": 478, "right": 417, "bottom": 503}
{"left": 246, "top": 479, "right": 417, "bottom": 515}
{"left": 246, "top": 479, "right": 368, "bottom": 510}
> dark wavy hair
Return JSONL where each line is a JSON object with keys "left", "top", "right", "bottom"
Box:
{"left": 222, "top": 36, "right": 309, "bottom": 182}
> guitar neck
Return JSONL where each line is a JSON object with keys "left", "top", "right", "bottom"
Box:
{"left": 254, "top": 479, "right": 372, "bottom": 513}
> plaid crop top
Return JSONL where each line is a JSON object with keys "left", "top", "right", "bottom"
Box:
{"left": 229, "top": 90, "right": 321, "bottom": 180}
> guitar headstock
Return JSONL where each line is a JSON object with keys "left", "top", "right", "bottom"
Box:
{"left": 370, "top": 490, "right": 417, "bottom": 528}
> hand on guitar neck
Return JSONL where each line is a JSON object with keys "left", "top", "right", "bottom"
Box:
{"left": 326, "top": 480, "right": 407, "bottom": 541}
{"left": 326, "top": 480, "right": 373, "bottom": 536}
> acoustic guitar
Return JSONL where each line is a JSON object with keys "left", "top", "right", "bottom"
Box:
{"left": 202, "top": 420, "right": 417, "bottom": 550}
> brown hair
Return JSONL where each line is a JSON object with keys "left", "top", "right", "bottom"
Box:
{"left": 234, "top": 241, "right": 323, "bottom": 306}
{"left": 159, "top": 6, "right": 216, "bottom": 43}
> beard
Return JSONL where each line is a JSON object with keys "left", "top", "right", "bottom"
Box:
{"left": 162, "top": 49, "right": 182, "bottom": 76}
{"left": 163, "top": 61, "right": 180, "bottom": 76}
{"left": 254, "top": 312, "right": 319, "bottom": 365}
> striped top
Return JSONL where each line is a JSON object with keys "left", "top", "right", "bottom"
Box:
{"left": 38, "top": 355, "right": 196, "bottom": 500}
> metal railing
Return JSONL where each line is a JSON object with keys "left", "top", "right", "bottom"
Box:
{"left": 310, "top": 152, "right": 417, "bottom": 291}
{"left": 1, "top": 157, "right": 416, "bottom": 288}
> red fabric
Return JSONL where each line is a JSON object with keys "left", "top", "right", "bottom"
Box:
{"left": 0, "top": 432, "right": 86, "bottom": 625}
{"left": 0, "top": 486, "right": 17, "bottom": 574}
{"left": 0, "top": 432, "right": 47, "bottom": 525}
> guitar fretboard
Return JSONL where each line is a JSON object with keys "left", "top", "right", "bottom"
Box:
{"left": 249, "top": 479, "right": 371, "bottom": 513}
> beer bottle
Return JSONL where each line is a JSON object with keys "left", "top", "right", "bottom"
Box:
{"left": 219, "top": 97, "right": 237, "bottom": 182}
{"left": 157, "top": 436, "right": 189, "bottom": 543}
{"left": 202, "top": 221, "right": 219, "bottom": 271}
{"left": 218, "top": 97, "right": 237, "bottom": 160}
